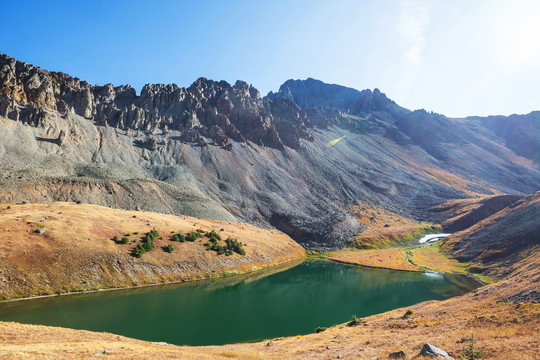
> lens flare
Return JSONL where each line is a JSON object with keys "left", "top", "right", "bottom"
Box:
{"left": 326, "top": 135, "right": 346, "bottom": 147}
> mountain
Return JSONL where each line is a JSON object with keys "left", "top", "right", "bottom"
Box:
{"left": 1, "top": 52, "right": 539, "bottom": 248}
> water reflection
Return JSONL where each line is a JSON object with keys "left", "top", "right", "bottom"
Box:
{"left": 0, "top": 260, "right": 480, "bottom": 346}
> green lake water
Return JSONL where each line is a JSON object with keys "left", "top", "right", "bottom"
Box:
{"left": 0, "top": 260, "right": 480, "bottom": 345}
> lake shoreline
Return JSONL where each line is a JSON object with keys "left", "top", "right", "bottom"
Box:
{"left": 0, "top": 256, "right": 306, "bottom": 304}
{"left": 1, "top": 250, "right": 487, "bottom": 304}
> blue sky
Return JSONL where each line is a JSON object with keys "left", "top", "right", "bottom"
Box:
{"left": 2, "top": 0, "right": 539, "bottom": 117}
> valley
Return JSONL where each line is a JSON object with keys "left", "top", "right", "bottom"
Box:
{"left": 0, "top": 52, "right": 538, "bottom": 359}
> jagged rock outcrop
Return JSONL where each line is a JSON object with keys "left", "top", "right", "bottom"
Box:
{"left": 0, "top": 53, "right": 321, "bottom": 151}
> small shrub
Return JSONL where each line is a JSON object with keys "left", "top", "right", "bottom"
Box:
{"left": 132, "top": 243, "right": 146, "bottom": 258}
{"left": 404, "top": 309, "right": 414, "bottom": 317}
{"left": 163, "top": 244, "right": 174, "bottom": 253}
{"left": 121, "top": 237, "right": 130, "bottom": 244}
{"left": 225, "top": 237, "right": 246, "bottom": 255}
{"left": 171, "top": 233, "right": 185, "bottom": 242}
{"left": 347, "top": 315, "right": 362, "bottom": 327}
{"left": 315, "top": 326, "right": 328, "bottom": 333}
{"left": 196, "top": 228, "right": 205, "bottom": 233}
{"left": 142, "top": 240, "right": 154, "bottom": 252}
{"left": 133, "top": 232, "right": 139, "bottom": 235}
{"left": 186, "top": 232, "right": 201, "bottom": 242}
{"left": 460, "top": 335, "right": 483, "bottom": 360}
{"left": 112, "top": 235, "right": 119, "bottom": 242}
{"left": 125, "top": 233, "right": 131, "bottom": 236}
{"left": 206, "top": 230, "right": 222, "bottom": 241}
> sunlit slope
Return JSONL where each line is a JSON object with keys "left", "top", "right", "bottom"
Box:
{"left": 444, "top": 191, "right": 540, "bottom": 277}
{"left": 0, "top": 202, "right": 305, "bottom": 300}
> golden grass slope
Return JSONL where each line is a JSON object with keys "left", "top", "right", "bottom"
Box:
{"left": 346, "top": 202, "right": 439, "bottom": 248}
{"left": 0, "top": 202, "right": 305, "bottom": 300}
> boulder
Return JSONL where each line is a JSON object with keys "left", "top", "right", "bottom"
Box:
{"left": 388, "top": 350, "right": 406, "bottom": 358}
{"left": 420, "top": 343, "right": 454, "bottom": 359}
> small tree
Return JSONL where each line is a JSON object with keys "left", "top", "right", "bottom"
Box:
{"left": 121, "top": 237, "right": 130, "bottom": 244}
{"left": 347, "top": 315, "right": 362, "bottom": 327}
{"left": 132, "top": 243, "right": 146, "bottom": 258}
{"left": 460, "top": 335, "right": 483, "bottom": 360}
{"left": 163, "top": 244, "right": 174, "bottom": 253}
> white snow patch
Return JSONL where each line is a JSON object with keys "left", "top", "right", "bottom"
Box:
{"left": 418, "top": 233, "right": 451, "bottom": 244}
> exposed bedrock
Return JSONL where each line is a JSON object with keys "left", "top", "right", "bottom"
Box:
{"left": 1, "top": 53, "right": 539, "bottom": 248}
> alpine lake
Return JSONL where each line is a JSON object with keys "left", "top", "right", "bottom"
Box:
{"left": 0, "top": 260, "right": 480, "bottom": 345}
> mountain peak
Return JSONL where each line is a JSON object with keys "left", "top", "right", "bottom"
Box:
{"left": 266, "top": 78, "right": 402, "bottom": 115}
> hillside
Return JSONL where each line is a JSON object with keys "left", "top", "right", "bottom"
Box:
{"left": 1, "top": 53, "right": 540, "bottom": 249}
{"left": 444, "top": 191, "right": 540, "bottom": 278}
{"left": 0, "top": 202, "right": 305, "bottom": 300}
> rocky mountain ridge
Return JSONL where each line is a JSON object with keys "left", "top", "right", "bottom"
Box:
{"left": 0, "top": 53, "right": 327, "bottom": 151}
{"left": 1, "top": 52, "right": 539, "bottom": 248}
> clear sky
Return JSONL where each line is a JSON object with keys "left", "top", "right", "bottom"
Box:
{"left": 2, "top": 0, "right": 539, "bottom": 117}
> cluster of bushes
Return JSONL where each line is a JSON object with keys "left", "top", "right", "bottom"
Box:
{"left": 185, "top": 231, "right": 203, "bottom": 242}
{"left": 163, "top": 244, "right": 174, "bottom": 253}
{"left": 112, "top": 227, "right": 246, "bottom": 258}
{"left": 112, "top": 235, "right": 131, "bottom": 245}
{"left": 132, "top": 229, "right": 160, "bottom": 258}
{"left": 170, "top": 233, "right": 186, "bottom": 242}
{"left": 205, "top": 236, "right": 246, "bottom": 256}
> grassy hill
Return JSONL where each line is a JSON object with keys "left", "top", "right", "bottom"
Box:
{"left": 0, "top": 202, "right": 305, "bottom": 300}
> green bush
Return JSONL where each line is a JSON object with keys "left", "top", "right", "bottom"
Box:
{"left": 121, "top": 237, "right": 130, "bottom": 244}
{"left": 171, "top": 233, "right": 185, "bottom": 242}
{"left": 186, "top": 231, "right": 201, "bottom": 242}
{"left": 112, "top": 235, "right": 119, "bottom": 242}
{"left": 347, "top": 315, "right": 362, "bottom": 327}
{"left": 315, "top": 326, "right": 328, "bottom": 333}
{"left": 163, "top": 244, "right": 174, "bottom": 253}
{"left": 206, "top": 230, "right": 222, "bottom": 241}
{"left": 132, "top": 243, "right": 146, "bottom": 258}
{"left": 404, "top": 309, "right": 414, "bottom": 317}
{"left": 146, "top": 229, "right": 160, "bottom": 240}
{"left": 204, "top": 237, "right": 246, "bottom": 256}
{"left": 196, "top": 228, "right": 205, "bottom": 233}
{"left": 225, "top": 237, "right": 245, "bottom": 255}
{"left": 140, "top": 229, "right": 158, "bottom": 252}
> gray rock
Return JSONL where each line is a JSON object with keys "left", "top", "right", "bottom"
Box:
{"left": 388, "top": 350, "right": 406, "bottom": 358}
{"left": 37, "top": 227, "right": 47, "bottom": 234}
{"left": 94, "top": 349, "right": 113, "bottom": 355}
{"left": 151, "top": 342, "right": 168, "bottom": 346}
{"left": 420, "top": 343, "right": 454, "bottom": 359}
{"left": 266, "top": 340, "right": 273, "bottom": 346}
{"left": 56, "top": 130, "right": 66, "bottom": 145}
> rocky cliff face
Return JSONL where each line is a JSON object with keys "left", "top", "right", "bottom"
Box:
{"left": 0, "top": 53, "right": 321, "bottom": 151}
{"left": 0, "top": 52, "right": 539, "bottom": 249}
